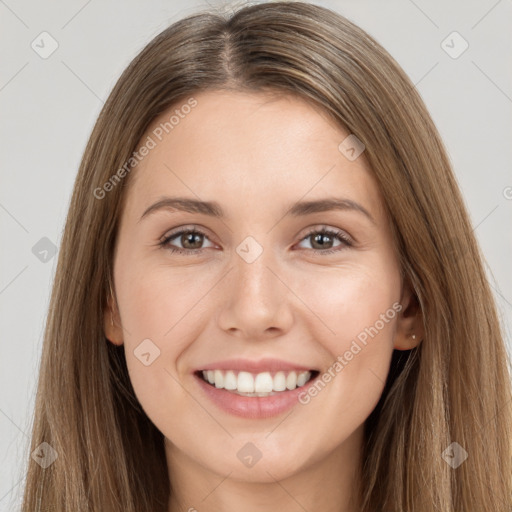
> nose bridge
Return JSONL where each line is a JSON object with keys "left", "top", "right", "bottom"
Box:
{"left": 217, "top": 233, "right": 293, "bottom": 337}
{"left": 233, "top": 234, "right": 279, "bottom": 306}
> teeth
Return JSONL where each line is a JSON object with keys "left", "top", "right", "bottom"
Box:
{"left": 297, "top": 372, "right": 309, "bottom": 387}
{"left": 214, "top": 369, "right": 224, "bottom": 388}
{"left": 238, "top": 371, "right": 255, "bottom": 393}
{"left": 254, "top": 372, "right": 273, "bottom": 393}
{"left": 223, "top": 370, "right": 237, "bottom": 390}
{"left": 200, "top": 369, "right": 313, "bottom": 394}
{"left": 273, "top": 371, "right": 287, "bottom": 391}
{"left": 286, "top": 372, "right": 297, "bottom": 390}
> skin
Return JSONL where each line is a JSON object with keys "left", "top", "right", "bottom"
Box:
{"left": 104, "top": 90, "right": 423, "bottom": 512}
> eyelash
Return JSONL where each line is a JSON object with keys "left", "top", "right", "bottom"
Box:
{"left": 158, "top": 226, "right": 353, "bottom": 256}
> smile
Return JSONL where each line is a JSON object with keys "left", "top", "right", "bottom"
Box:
{"left": 194, "top": 367, "right": 321, "bottom": 419}
{"left": 198, "top": 369, "right": 319, "bottom": 396}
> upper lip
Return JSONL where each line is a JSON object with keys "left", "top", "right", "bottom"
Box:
{"left": 195, "top": 357, "right": 318, "bottom": 374}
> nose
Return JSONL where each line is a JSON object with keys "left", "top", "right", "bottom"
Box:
{"left": 216, "top": 243, "right": 294, "bottom": 341}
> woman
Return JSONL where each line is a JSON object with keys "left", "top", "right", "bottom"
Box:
{"left": 21, "top": 2, "right": 512, "bottom": 511}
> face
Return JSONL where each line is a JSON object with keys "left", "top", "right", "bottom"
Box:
{"left": 104, "top": 90, "right": 421, "bottom": 485}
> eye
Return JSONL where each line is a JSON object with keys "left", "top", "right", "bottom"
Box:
{"left": 158, "top": 225, "right": 353, "bottom": 256}
{"left": 296, "top": 227, "right": 353, "bottom": 255}
{"left": 159, "top": 227, "right": 215, "bottom": 255}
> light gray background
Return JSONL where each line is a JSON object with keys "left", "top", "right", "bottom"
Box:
{"left": 1, "top": 0, "right": 511, "bottom": 509}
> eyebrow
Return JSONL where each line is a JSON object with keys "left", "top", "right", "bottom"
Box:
{"left": 139, "top": 196, "right": 376, "bottom": 224}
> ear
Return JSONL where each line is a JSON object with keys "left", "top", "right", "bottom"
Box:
{"left": 394, "top": 278, "right": 424, "bottom": 350}
{"left": 104, "top": 293, "right": 124, "bottom": 346}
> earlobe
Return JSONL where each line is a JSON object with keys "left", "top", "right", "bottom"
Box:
{"left": 394, "top": 280, "right": 424, "bottom": 350}
{"left": 395, "top": 330, "right": 422, "bottom": 351}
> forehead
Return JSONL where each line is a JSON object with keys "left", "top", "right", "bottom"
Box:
{"left": 123, "top": 90, "right": 384, "bottom": 222}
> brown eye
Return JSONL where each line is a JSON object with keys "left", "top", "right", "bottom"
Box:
{"left": 159, "top": 228, "right": 214, "bottom": 255}
{"left": 297, "top": 227, "right": 353, "bottom": 255}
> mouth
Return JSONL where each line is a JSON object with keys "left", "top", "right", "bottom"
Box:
{"left": 194, "top": 369, "right": 320, "bottom": 397}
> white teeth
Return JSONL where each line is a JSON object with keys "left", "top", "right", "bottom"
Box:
{"left": 286, "top": 372, "right": 297, "bottom": 390}
{"left": 296, "top": 372, "right": 309, "bottom": 387}
{"left": 273, "top": 371, "right": 287, "bottom": 391}
{"left": 200, "top": 369, "right": 313, "bottom": 394}
{"left": 254, "top": 372, "right": 274, "bottom": 393}
{"left": 223, "top": 370, "right": 237, "bottom": 390}
{"left": 214, "top": 369, "right": 224, "bottom": 388}
{"left": 237, "top": 371, "right": 254, "bottom": 393}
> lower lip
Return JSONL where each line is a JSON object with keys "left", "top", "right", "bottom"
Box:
{"left": 194, "top": 373, "right": 319, "bottom": 419}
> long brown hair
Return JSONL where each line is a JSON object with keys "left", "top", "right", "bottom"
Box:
{"left": 19, "top": 2, "right": 512, "bottom": 511}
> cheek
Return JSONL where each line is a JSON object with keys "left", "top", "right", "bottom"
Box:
{"left": 291, "top": 260, "right": 400, "bottom": 346}
{"left": 117, "top": 259, "right": 205, "bottom": 346}
{"left": 116, "top": 263, "right": 216, "bottom": 415}
{"left": 291, "top": 262, "right": 399, "bottom": 407}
